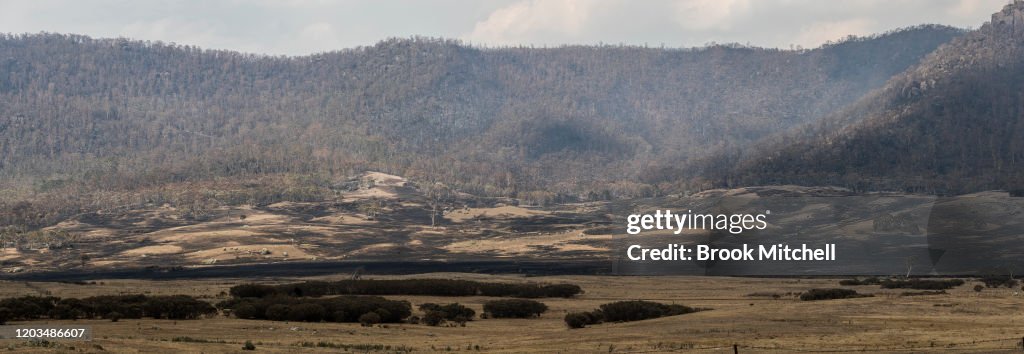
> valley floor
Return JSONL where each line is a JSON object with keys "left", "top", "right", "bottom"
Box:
{"left": 1, "top": 274, "right": 1023, "bottom": 353}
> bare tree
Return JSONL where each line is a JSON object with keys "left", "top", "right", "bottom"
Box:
{"left": 424, "top": 182, "right": 451, "bottom": 227}
{"left": 905, "top": 255, "right": 918, "bottom": 278}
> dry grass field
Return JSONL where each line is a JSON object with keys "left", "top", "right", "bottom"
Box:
{"left": 1, "top": 274, "right": 1023, "bottom": 353}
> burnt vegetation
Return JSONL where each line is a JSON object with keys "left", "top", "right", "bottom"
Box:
{"left": 0, "top": 26, "right": 965, "bottom": 229}
{"left": 711, "top": 5, "right": 1024, "bottom": 195}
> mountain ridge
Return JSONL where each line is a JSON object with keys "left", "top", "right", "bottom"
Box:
{"left": 705, "top": 1, "right": 1024, "bottom": 194}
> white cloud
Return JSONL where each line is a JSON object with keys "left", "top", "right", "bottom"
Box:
{"left": 0, "top": 0, "right": 1006, "bottom": 54}
{"left": 463, "top": 0, "right": 599, "bottom": 45}
{"left": 793, "top": 18, "right": 874, "bottom": 47}
{"left": 294, "top": 22, "right": 340, "bottom": 53}
{"left": 671, "top": 0, "right": 752, "bottom": 31}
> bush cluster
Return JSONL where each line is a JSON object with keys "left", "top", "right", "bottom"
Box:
{"left": 218, "top": 295, "right": 411, "bottom": 323}
{"left": 978, "top": 275, "right": 1019, "bottom": 288}
{"left": 838, "top": 277, "right": 881, "bottom": 286}
{"left": 899, "top": 290, "right": 947, "bottom": 296}
{"left": 564, "top": 311, "right": 604, "bottom": 329}
{"left": 230, "top": 280, "right": 582, "bottom": 298}
{"left": 599, "top": 301, "right": 698, "bottom": 322}
{"left": 799, "top": 288, "right": 872, "bottom": 301}
{"left": 419, "top": 303, "right": 475, "bottom": 326}
{"left": 0, "top": 295, "right": 215, "bottom": 323}
{"left": 879, "top": 279, "right": 964, "bottom": 290}
{"left": 564, "top": 301, "right": 700, "bottom": 328}
{"left": 482, "top": 299, "right": 547, "bottom": 318}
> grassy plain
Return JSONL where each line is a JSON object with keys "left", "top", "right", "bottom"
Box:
{"left": 1, "top": 274, "right": 1023, "bottom": 353}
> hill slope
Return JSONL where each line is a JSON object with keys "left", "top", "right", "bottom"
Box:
{"left": 708, "top": 2, "right": 1024, "bottom": 194}
{"left": 0, "top": 26, "right": 961, "bottom": 201}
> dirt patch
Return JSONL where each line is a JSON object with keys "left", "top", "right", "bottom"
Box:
{"left": 187, "top": 244, "right": 314, "bottom": 263}
{"left": 363, "top": 171, "right": 408, "bottom": 187}
{"left": 122, "top": 245, "right": 183, "bottom": 256}
{"left": 310, "top": 214, "right": 375, "bottom": 225}
{"left": 445, "top": 206, "right": 549, "bottom": 223}
{"left": 443, "top": 230, "right": 610, "bottom": 255}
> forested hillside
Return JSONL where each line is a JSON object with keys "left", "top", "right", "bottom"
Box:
{"left": 0, "top": 26, "right": 962, "bottom": 228}
{"left": 708, "top": 2, "right": 1024, "bottom": 195}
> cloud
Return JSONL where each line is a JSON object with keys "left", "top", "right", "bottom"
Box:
{"left": 463, "top": 0, "right": 598, "bottom": 45}
{"left": 294, "top": 22, "right": 340, "bottom": 53}
{"left": 671, "top": 0, "right": 752, "bottom": 31}
{"left": 793, "top": 18, "right": 874, "bottom": 47}
{"left": 0, "top": 0, "right": 1005, "bottom": 55}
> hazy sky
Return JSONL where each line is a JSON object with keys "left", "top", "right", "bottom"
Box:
{"left": 0, "top": 0, "right": 1002, "bottom": 55}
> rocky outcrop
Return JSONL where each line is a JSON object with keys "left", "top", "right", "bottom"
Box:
{"left": 991, "top": 0, "right": 1024, "bottom": 35}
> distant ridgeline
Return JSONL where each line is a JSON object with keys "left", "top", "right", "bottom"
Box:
{"left": 7, "top": 5, "right": 1024, "bottom": 228}
{"left": 701, "top": 1, "right": 1024, "bottom": 195}
{"left": 0, "top": 26, "right": 960, "bottom": 204}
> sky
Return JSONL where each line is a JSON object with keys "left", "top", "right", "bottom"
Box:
{"left": 0, "top": 0, "right": 1003, "bottom": 56}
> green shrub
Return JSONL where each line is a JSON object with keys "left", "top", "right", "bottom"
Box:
{"left": 229, "top": 279, "right": 582, "bottom": 298}
{"left": 0, "top": 294, "right": 215, "bottom": 321}
{"left": 359, "top": 312, "right": 381, "bottom": 327}
{"left": 234, "top": 303, "right": 260, "bottom": 319}
{"left": 978, "top": 275, "right": 1019, "bottom": 288}
{"left": 231, "top": 284, "right": 278, "bottom": 298}
{"left": 564, "top": 312, "right": 592, "bottom": 328}
{"left": 565, "top": 301, "right": 700, "bottom": 328}
{"left": 799, "top": 288, "right": 872, "bottom": 301}
{"left": 218, "top": 296, "right": 411, "bottom": 323}
{"left": 482, "top": 299, "right": 547, "bottom": 318}
{"left": 838, "top": 277, "right": 880, "bottom": 286}
{"left": 879, "top": 279, "right": 963, "bottom": 290}
{"left": 287, "top": 304, "right": 326, "bottom": 322}
{"left": 242, "top": 340, "right": 255, "bottom": 350}
{"left": 265, "top": 304, "right": 290, "bottom": 321}
{"left": 419, "top": 303, "right": 475, "bottom": 321}
{"left": 598, "top": 301, "right": 697, "bottom": 322}
{"left": 421, "top": 311, "right": 445, "bottom": 326}
{"left": 899, "top": 290, "right": 946, "bottom": 296}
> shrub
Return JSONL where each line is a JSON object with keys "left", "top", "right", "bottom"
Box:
{"left": 242, "top": 340, "right": 255, "bottom": 350}
{"left": 565, "top": 301, "right": 701, "bottom": 328}
{"left": 839, "top": 277, "right": 880, "bottom": 286}
{"left": 107, "top": 311, "right": 122, "bottom": 322}
{"left": 359, "top": 312, "right": 381, "bottom": 327}
{"left": 599, "top": 301, "right": 697, "bottom": 322}
{"left": 879, "top": 279, "right": 964, "bottom": 290}
{"left": 899, "top": 290, "right": 946, "bottom": 296}
{"left": 231, "top": 284, "right": 278, "bottom": 298}
{"left": 218, "top": 296, "right": 411, "bottom": 323}
{"left": 419, "top": 303, "right": 475, "bottom": 321}
{"left": 973, "top": 285, "right": 984, "bottom": 292}
{"left": 234, "top": 303, "right": 260, "bottom": 319}
{"left": 482, "top": 299, "right": 547, "bottom": 318}
{"left": 978, "top": 275, "right": 1019, "bottom": 288}
{"left": 564, "top": 312, "right": 592, "bottom": 328}
{"left": 287, "top": 304, "right": 326, "bottom": 322}
{"left": 0, "top": 294, "right": 214, "bottom": 321}
{"left": 799, "top": 288, "right": 872, "bottom": 301}
{"left": 229, "top": 279, "right": 583, "bottom": 299}
{"left": 265, "top": 304, "right": 290, "bottom": 321}
{"left": 421, "top": 311, "right": 445, "bottom": 326}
